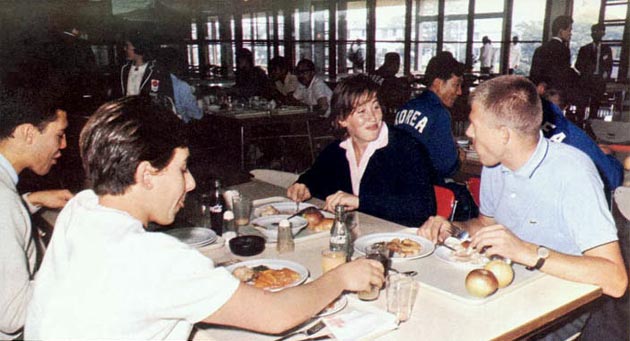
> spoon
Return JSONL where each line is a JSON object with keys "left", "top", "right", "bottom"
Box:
{"left": 389, "top": 268, "right": 418, "bottom": 277}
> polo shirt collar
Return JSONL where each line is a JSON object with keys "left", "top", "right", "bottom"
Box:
{"left": 501, "top": 132, "right": 548, "bottom": 179}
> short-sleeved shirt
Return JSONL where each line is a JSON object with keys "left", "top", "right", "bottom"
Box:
{"left": 394, "top": 90, "right": 459, "bottom": 179}
{"left": 480, "top": 135, "right": 617, "bottom": 255}
{"left": 293, "top": 75, "right": 333, "bottom": 117}
{"left": 25, "top": 190, "right": 240, "bottom": 340}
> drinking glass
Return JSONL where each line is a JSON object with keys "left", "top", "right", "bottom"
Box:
{"left": 232, "top": 195, "right": 252, "bottom": 226}
{"left": 386, "top": 273, "right": 419, "bottom": 322}
{"left": 321, "top": 250, "right": 347, "bottom": 273}
{"left": 358, "top": 244, "right": 390, "bottom": 301}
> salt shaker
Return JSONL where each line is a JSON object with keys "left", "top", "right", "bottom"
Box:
{"left": 277, "top": 219, "right": 294, "bottom": 253}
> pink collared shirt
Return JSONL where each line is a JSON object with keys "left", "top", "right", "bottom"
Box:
{"left": 340, "top": 124, "right": 389, "bottom": 195}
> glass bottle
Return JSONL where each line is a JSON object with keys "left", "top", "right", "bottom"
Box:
{"left": 329, "top": 205, "right": 351, "bottom": 260}
{"left": 209, "top": 179, "right": 225, "bottom": 236}
{"left": 277, "top": 219, "right": 294, "bottom": 253}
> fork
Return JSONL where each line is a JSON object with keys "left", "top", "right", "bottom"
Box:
{"left": 274, "top": 320, "right": 325, "bottom": 341}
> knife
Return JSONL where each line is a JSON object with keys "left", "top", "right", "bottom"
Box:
{"left": 299, "top": 334, "right": 333, "bottom": 341}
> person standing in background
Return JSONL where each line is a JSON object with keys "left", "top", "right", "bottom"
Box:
{"left": 479, "top": 36, "right": 495, "bottom": 75}
{"left": 113, "top": 34, "right": 174, "bottom": 105}
{"left": 508, "top": 36, "right": 522, "bottom": 75}
{"left": 530, "top": 16, "right": 580, "bottom": 106}
{"left": 576, "top": 23, "right": 613, "bottom": 114}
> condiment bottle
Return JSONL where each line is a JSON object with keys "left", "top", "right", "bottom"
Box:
{"left": 277, "top": 219, "right": 294, "bottom": 253}
{"left": 329, "top": 205, "right": 351, "bottom": 260}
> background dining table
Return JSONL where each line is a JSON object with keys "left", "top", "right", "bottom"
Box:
{"left": 189, "top": 180, "right": 602, "bottom": 341}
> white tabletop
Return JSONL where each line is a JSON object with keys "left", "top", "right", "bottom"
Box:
{"left": 193, "top": 180, "right": 601, "bottom": 341}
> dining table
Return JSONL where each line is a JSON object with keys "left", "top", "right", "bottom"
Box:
{"left": 188, "top": 180, "right": 602, "bottom": 341}
{"left": 207, "top": 105, "right": 323, "bottom": 170}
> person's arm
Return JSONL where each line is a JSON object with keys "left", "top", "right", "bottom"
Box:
{"left": 203, "top": 258, "right": 384, "bottom": 333}
{"left": 24, "top": 190, "right": 73, "bottom": 212}
{"left": 471, "top": 225, "right": 627, "bottom": 297}
{"left": 417, "top": 213, "right": 496, "bottom": 243}
{"left": 0, "top": 201, "right": 34, "bottom": 336}
{"left": 575, "top": 46, "right": 588, "bottom": 74}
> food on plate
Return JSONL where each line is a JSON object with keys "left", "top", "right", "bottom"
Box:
{"left": 465, "top": 269, "right": 498, "bottom": 298}
{"left": 377, "top": 238, "right": 422, "bottom": 257}
{"left": 444, "top": 237, "right": 488, "bottom": 265}
{"left": 484, "top": 260, "right": 514, "bottom": 288}
{"left": 232, "top": 265, "right": 301, "bottom": 290}
{"left": 259, "top": 205, "right": 281, "bottom": 216}
{"left": 301, "top": 207, "right": 334, "bottom": 232}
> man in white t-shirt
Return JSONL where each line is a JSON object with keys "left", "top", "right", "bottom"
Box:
{"left": 25, "top": 96, "right": 384, "bottom": 340}
{"left": 293, "top": 59, "right": 333, "bottom": 117}
{"left": 508, "top": 36, "right": 521, "bottom": 74}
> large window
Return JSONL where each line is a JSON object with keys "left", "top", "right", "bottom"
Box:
{"left": 410, "top": 0, "right": 438, "bottom": 74}
{"left": 511, "top": 0, "right": 545, "bottom": 75}
{"left": 375, "top": 0, "right": 406, "bottom": 73}
{"left": 443, "top": 0, "right": 468, "bottom": 63}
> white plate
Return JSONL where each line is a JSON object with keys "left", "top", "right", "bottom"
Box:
{"left": 164, "top": 227, "right": 217, "bottom": 247}
{"left": 254, "top": 201, "right": 316, "bottom": 218}
{"left": 434, "top": 246, "right": 488, "bottom": 269}
{"left": 317, "top": 295, "right": 348, "bottom": 317}
{"left": 226, "top": 259, "right": 309, "bottom": 292}
{"left": 353, "top": 232, "right": 434, "bottom": 262}
{"left": 251, "top": 215, "right": 309, "bottom": 242}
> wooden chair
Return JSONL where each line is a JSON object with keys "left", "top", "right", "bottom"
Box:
{"left": 434, "top": 185, "right": 458, "bottom": 221}
{"left": 466, "top": 177, "right": 481, "bottom": 208}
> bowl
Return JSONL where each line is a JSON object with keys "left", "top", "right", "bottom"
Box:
{"left": 229, "top": 235, "right": 265, "bottom": 256}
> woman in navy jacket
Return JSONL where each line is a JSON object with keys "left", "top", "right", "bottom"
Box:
{"left": 287, "top": 74, "right": 435, "bottom": 227}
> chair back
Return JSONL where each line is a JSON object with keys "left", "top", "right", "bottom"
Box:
{"left": 466, "top": 177, "right": 481, "bottom": 207}
{"left": 614, "top": 186, "right": 630, "bottom": 220}
{"left": 434, "top": 185, "right": 458, "bottom": 221}
{"left": 249, "top": 169, "right": 298, "bottom": 189}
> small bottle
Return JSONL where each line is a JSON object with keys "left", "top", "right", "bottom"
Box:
{"left": 277, "top": 219, "right": 294, "bottom": 253}
{"left": 209, "top": 179, "right": 225, "bottom": 236}
{"left": 330, "top": 205, "right": 350, "bottom": 260}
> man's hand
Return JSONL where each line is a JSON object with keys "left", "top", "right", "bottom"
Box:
{"left": 331, "top": 258, "right": 385, "bottom": 292}
{"left": 323, "top": 191, "right": 358, "bottom": 212}
{"left": 417, "top": 215, "right": 453, "bottom": 243}
{"left": 469, "top": 224, "right": 535, "bottom": 265}
{"left": 286, "top": 183, "right": 311, "bottom": 202}
{"left": 26, "top": 190, "right": 74, "bottom": 209}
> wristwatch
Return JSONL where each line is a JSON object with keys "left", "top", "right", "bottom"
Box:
{"left": 526, "top": 246, "right": 550, "bottom": 271}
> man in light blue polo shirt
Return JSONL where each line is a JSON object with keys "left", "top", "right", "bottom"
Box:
{"left": 418, "top": 76, "right": 627, "bottom": 339}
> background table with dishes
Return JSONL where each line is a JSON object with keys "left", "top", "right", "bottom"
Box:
{"left": 177, "top": 180, "right": 602, "bottom": 341}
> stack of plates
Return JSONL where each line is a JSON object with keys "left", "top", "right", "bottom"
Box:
{"left": 164, "top": 227, "right": 217, "bottom": 248}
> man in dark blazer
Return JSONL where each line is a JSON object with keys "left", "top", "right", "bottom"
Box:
{"left": 113, "top": 35, "right": 173, "bottom": 107}
{"left": 530, "top": 16, "right": 580, "bottom": 106}
{"left": 576, "top": 23, "right": 613, "bottom": 113}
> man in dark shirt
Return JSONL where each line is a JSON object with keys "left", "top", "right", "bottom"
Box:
{"left": 231, "top": 48, "right": 272, "bottom": 100}
{"left": 576, "top": 23, "right": 613, "bottom": 114}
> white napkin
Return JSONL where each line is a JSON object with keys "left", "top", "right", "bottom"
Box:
{"left": 323, "top": 308, "right": 398, "bottom": 341}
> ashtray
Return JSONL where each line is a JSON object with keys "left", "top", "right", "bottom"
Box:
{"left": 229, "top": 235, "right": 265, "bottom": 256}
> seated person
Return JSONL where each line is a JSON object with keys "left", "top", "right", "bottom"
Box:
{"left": 293, "top": 59, "right": 333, "bottom": 117}
{"left": 268, "top": 56, "right": 300, "bottom": 105}
{"left": 419, "top": 75, "right": 627, "bottom": 339}
{"left": 287, "top": 74, "right": 436, "bottom": 227}
{"left": 534, "top": 78, "right": 623, "bottom": 195}
{"left": 158, "top": 47, "right": 202, "bottom": 123}
{"left": 0, "top": 88, "right": 73, "bottom": 340}
{"left": 25, "top": 96, "right": 384, "bottom": 340}
{"left": 231, "top": 48, "right": 273, "bottom": 100}
{"left": 369, "top": 52, "right": 410, "bottom": 121}
{"left": 394, "top": 52, "right": 464, "bottom": 181}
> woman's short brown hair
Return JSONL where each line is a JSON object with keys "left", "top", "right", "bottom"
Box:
{"left": 331, "top": 74, "right": 380, "bottom": 126}
{"left": 79, "top": 96, "right": 188, "bottom": 195}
